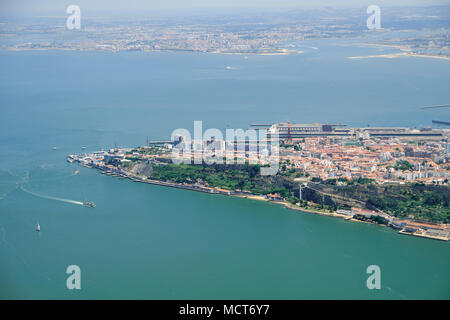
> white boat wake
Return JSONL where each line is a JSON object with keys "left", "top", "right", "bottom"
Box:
{"left": 20, "top": 186, "right": 83, "bottom": 206}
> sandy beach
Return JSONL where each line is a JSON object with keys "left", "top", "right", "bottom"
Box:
{"left": 348, "top": 52, "right": 450, "bottom": 61}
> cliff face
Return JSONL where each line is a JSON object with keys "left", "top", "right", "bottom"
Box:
{"left": 129, "top": 161, "right": 153, "bottom": 177}
{"left": 302, "top": 184, "right": 368, "bottom": 209}
{"left": 301, "top": 182, "right": 450, "bottom": 223}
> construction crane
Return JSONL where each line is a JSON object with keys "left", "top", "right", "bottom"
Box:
{"left": 286, "top": 122, "right": 292, "bottom": 144}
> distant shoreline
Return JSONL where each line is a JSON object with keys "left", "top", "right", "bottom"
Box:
{"left": 3, "top": 47, "right": 303, "bottom": 56}
{"left": 350, "top": 43, "right": 450, "bottom": 61}
{"left": 348, "top": 52, "right": 450, "bottom": 61}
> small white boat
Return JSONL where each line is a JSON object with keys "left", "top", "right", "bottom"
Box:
{"left": 36, "top": 223, "right": 40, "bottom": 232}
{"left": 83, "top": 201, "right": 96, "bottom": 208}
{"left": 81, "top": 146, "right": 86, "bottom": 150}
{"left": 52, "top": 147, "right": 57, "bottom": 150}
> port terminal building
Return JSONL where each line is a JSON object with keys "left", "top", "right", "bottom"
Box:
{"left": 254, "top": 122, "right": 445, "bottom": 141}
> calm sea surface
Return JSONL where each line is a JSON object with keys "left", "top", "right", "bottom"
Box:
{"left": 0, "top": 40, "right": 449, "bottom": 299}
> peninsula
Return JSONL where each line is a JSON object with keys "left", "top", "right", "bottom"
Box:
{"left": 67, "top": 122, "right": 450, "bottom": 241}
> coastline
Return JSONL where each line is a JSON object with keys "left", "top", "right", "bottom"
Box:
{"left": 348, "top": 52, "right": 450, "bottom": 61}
{"left": 4, "top": 47, "right": 303, "bottom": 56}
{"left": 95, "top": 164, "right": 345, "bottom": 218}
{"left": 350, "top": 43, "right": 450, "bottom": 61}
{"left": 88, "top": 164, "right": 432, "bottom": 236}
{"left": 72, "top": 151, "right": 449, "bottom": 242}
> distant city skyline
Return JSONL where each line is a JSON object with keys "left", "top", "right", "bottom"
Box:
{"left": 1, "top": 0, "right": 449, "bottom": 17}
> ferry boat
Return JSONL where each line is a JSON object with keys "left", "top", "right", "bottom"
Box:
{"left": 83, "top": 201, "right": 96, "bottom": 208}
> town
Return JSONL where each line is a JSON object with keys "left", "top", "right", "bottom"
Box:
{"left": 2, "top": 6, "right": 449, "bottom": 59}
{"left": 67, "top": 122, "right": 450, "bottom": 241}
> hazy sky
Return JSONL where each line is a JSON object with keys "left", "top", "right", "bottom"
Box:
{"left": 1, "top": 0, "right": 449, "bottom": 16}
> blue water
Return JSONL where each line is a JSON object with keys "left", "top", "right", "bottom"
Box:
{"left": 0, "top": 41, "right": 449, "bottom": 299}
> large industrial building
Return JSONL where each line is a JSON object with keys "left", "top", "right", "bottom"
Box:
{"left": 265, "top": 122, "right": 350, "bottom": 139}
{"left": 252, "top": 122, "right": 445, "bottom": 141}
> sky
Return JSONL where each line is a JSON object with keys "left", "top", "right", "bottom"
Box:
{"left": 1, "top": 0, "right": 449, "bottom": 16}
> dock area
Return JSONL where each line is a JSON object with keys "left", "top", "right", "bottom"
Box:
{"left": 398, "top": 229, "right": 449, "bottom": 241}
